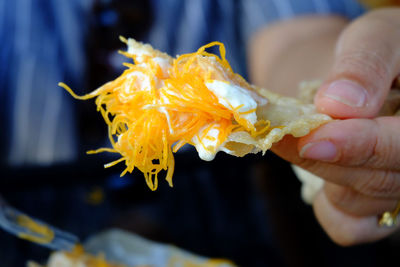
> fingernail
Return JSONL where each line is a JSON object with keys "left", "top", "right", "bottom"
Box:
{"left": 300, "top": 141, "right": 337, "bottom": 161}
{"left": 323, "top": 80, "right": 367, "bottom": 107}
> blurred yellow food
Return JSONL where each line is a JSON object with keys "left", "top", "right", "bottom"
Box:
{"left": 17, "top": 214, "right": 54, "bottom": 244}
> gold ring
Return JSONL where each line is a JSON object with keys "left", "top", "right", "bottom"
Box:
{"left": 378, "top": 201, "right": 400, "bottom": 227}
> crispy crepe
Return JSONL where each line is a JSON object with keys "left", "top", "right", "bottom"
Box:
{"left": 60, "top": 38, "right": 331, "bottom": 190}
{"left": 27, "top": 246, "right": 126, "bottom": 267}
{"left": 26, "top": 243, "right": 235, "bottom": 267}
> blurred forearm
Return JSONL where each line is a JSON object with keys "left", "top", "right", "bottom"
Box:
{"left": 247, "top": 15, "right": 348, "bottom": 97}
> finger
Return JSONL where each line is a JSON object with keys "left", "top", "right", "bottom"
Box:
{"left": 324, "top": 182, "right": 398, "bottom": 217}
{"left": 272, "top": 136, "right": 400, "bottom": 199}
{"left": 315, "top": 8, "right": 400, "bottom": 118}
{"left": 298, "top": 117, "right": 400, "bottom": 170}
{"left": 313, "top": 189, "right": 400, "bottom": 246}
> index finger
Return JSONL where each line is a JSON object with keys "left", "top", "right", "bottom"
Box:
{"left": 297, "top": 117, "right": 400, "bottom": 171}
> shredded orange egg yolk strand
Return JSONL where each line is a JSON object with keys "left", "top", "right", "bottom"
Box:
{"left": 59, "top": 38, "right": 270, "bottom": 191}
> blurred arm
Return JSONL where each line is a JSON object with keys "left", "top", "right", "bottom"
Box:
{"left": 247, "top": 15, "right": 348, "bottom": 97}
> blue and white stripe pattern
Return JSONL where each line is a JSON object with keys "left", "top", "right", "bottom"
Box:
{"left": 148, "top": 0, "right": 365, "bottom": 75}
{"left": 0, "top": 0, "right": 92, "bottom": 165}
{"left": 0, "top": 0, "right": 365, "bottom": 166}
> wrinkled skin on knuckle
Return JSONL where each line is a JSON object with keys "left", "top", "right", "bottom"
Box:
{"left": 372, "top": 118, "right": 400, "bottom": 170}
{"left": 335, "top": 121, "right": 377, "bottom": 167}
{"left": 334, "top": 48, "right": 390, "bottom": 88}
{"left": 324, "top": 184, "right": 355, "bottom": 211}
{"left": 365, "top": 136, "right": 391, "bottom": 170}
{"left": 358, "top": 123, "right": 382, "bottom": 168}
{"left": 355, "top": 171, "right": 399, "bottom": 198}
{"left": 352, "top": 118, "right": 400, "bottom": 171}
{"left": 297, "top": 160, "right": 338, "bottom": 183}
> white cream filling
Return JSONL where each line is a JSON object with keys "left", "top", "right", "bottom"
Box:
{"left": 127, "top": 42, "right": 151, "bottom": 63}
{"left": 192, "top": 81, "right": 266, "bottom": 160}
{"left": 152, "top": 57, "right": 171, "bottom": 77}
{"left": 127, "top": 71, "right": 151, "bottom": 89}
{"left": 192, "top": 123, "right": 223, "bottom": 161}
{"left": 125, "top": 43, "right": 267, "bottom": 161}
{"left": 205, "top": 80, "right": 260, "bottom": 124}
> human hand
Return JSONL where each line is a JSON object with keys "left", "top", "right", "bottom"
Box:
{"left": 272, "top": 8, "right": 400, "bottom": 246}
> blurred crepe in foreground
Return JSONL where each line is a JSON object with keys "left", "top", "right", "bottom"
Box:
{"left": 27, "top": 229, "right": 236, "bottom": 267}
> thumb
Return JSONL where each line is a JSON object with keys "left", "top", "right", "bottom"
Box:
{"left": 315, "top": 9, "right": 400, "bottom": 118}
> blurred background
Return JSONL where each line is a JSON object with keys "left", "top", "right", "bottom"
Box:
{"left": 0, "top": 0, "right": 399, "bottom": 266}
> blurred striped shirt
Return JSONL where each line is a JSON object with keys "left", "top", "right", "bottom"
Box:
{"left": 0, "top": 0, "right": 365, "bottom": 166}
